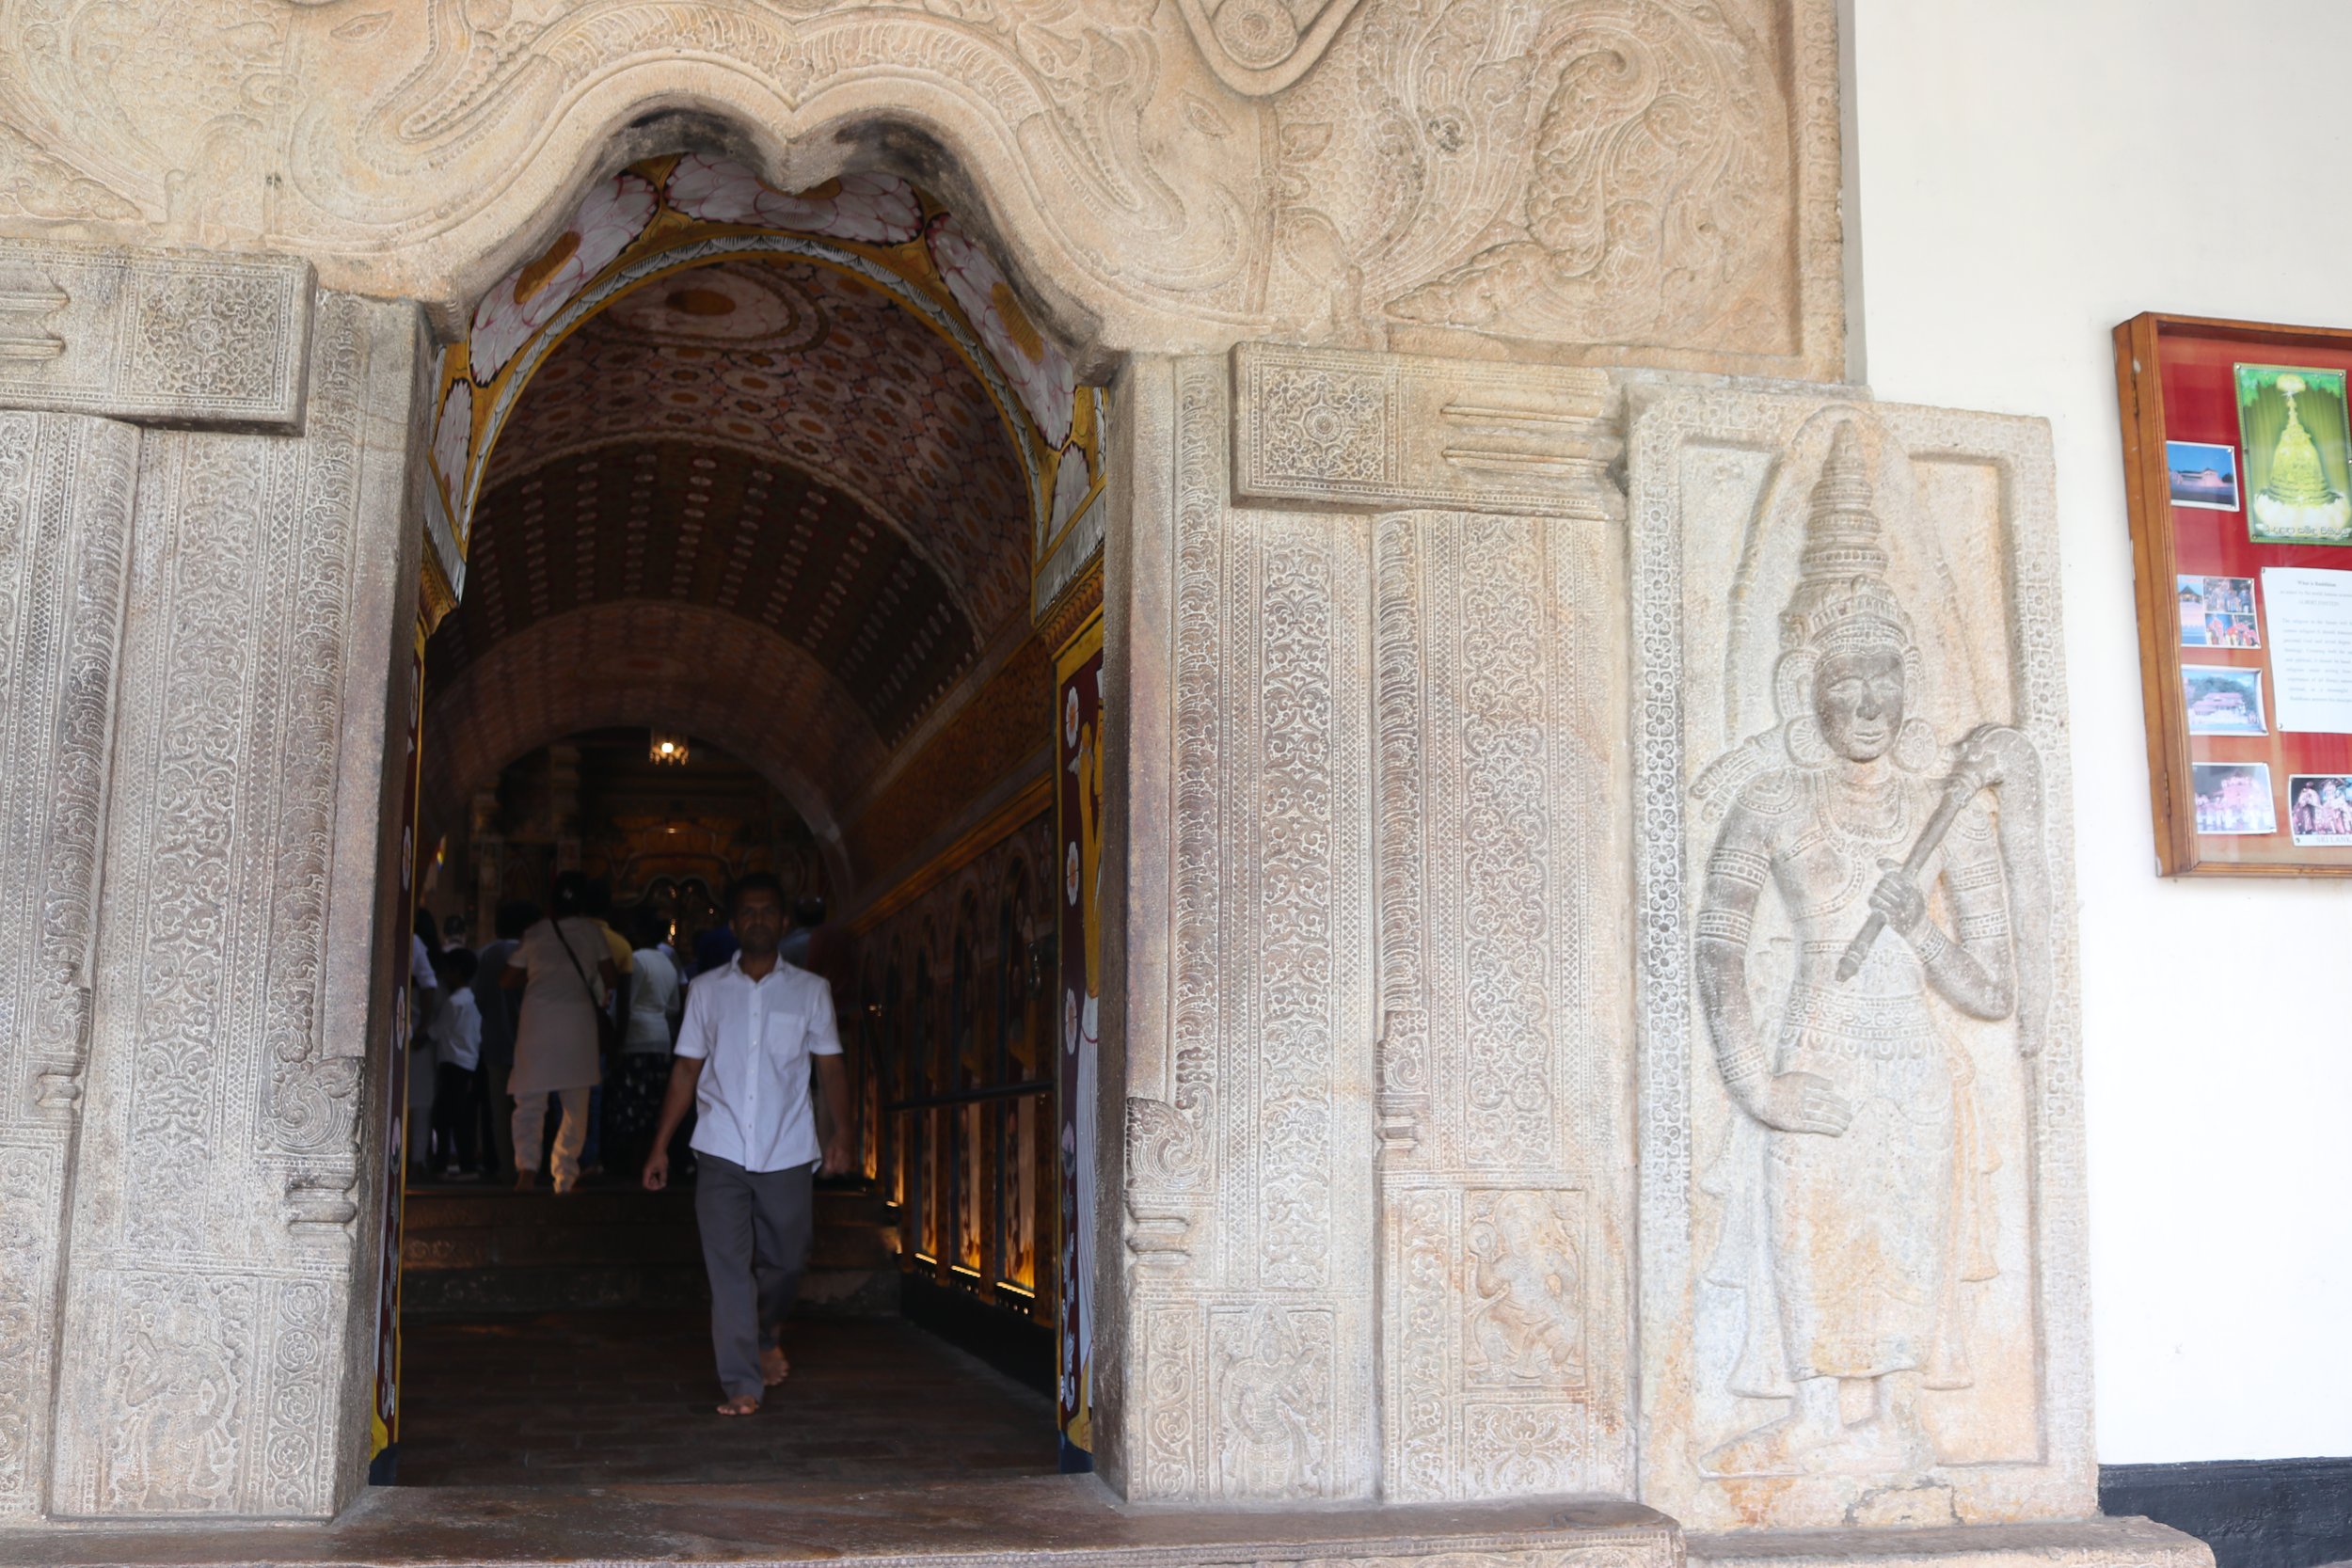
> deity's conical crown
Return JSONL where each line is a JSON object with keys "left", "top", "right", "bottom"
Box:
{"left": 1779, "top": 420, "right": 1915, "bottom": 657}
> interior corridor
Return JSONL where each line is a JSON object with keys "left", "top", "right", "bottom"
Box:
{"left": 397, "top": 1312, "right": 1055, "bottom": 1488}
{"left": 386, "top": 154, "right": 1104, "bottom": 1488}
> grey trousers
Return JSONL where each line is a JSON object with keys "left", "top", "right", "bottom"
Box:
{"left": 694, "top": 1153, "right": 816, "bottom": 1399}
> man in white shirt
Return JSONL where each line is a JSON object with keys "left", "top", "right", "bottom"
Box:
{"left": 644, "top": 873, "right": 852, "bottom": 1416}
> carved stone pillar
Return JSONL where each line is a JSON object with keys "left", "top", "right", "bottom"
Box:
{"left": 0, "top": 410, "right": 139, "bottom": 1522}
{"left": 1106, "top": 344, "right": 1636, "bottom": 1506}
{"left": 0, "top": 246, "right": 428, "bottom": 1521}
{"left": 1107, "top": 353, "right": 1379, "bottom": 1501}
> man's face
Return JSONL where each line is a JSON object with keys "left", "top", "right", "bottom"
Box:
{"left": 1814, "top": 647, "right": 1907, "bottom": 762}
{"left": 733, "top": 890, "right": 787, "bottom": 956}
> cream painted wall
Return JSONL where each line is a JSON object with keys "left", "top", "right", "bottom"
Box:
{"left": 1850, "top": 1, "right": 2352, "bottom": 1465}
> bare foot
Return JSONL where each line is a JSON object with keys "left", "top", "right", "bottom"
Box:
{"left": 716, "top": 1393, "right": 759, "bottom": 1417}
{"left": 760, "top": 1345, "right": 789, "bottom": 1386}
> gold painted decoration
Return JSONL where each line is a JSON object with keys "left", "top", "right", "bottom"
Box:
{"left": 422, "top": 154, "right": 1104, "bottom": 610}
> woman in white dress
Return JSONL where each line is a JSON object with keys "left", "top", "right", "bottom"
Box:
{"left": 501, "top": 872, "right": 616, "bottom": 1193}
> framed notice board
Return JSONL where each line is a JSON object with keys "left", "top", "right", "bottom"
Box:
{"left": 2118, "top": 311, "right": 2352, "bottom": 875}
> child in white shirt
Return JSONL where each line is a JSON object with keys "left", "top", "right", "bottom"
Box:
{"left": 427, "top": 946, "right": 485, "bottom": 1179}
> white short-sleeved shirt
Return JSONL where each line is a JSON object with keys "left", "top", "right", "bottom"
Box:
{"left": 432, "top": 989, "right": 482, "bottom": 1071}
{"left": 675, "top": 955, "right": 841, "bottom": 1172}
{"left": 624, "top": 945, "right": 681, "bottom": 1053}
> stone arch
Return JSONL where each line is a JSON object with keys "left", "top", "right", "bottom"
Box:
{"left": 386, "top": 89, "right": 1142, "bottom": 365}
{"left": 421, "top": 600, "right": 885, "bottom": 896}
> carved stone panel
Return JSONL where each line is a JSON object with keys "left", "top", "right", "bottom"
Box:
{"left": 1628, "top": 387, "right": 2085, "bottom": 1528}
{"left": 1114, "top": 356, "right": 1377, "bottom": 1502}
{"left": 45, "top": 292, "right": 424, "bottom": 1520}
{"left": 1370, "top": 506, "right": 1631, "bottom": 1502}
{"left": 0, "top": 243, "right": 311, "bottom": 430}
{"left": 0, "top": 410, "right": 138, "bottom": 1521}
{"left": 0, "top": 1, "right": 1838, "bottom": 377}
{"left": 1234, "top": 344, "right": 1622, "bottom": 520}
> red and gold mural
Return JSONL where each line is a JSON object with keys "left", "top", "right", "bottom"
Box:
{"left": 1053, "top": 609, "right": 1104, "bottom": 1465}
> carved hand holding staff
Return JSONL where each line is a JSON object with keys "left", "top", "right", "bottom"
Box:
{"left": 1837, "top": 724, "right": 2042, "bottom": 1000}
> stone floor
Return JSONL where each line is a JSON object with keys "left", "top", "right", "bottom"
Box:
{"left": 397, "top": 1309, "right": 1057, "bottom": 1487}
{"left": 0, "top": 1480, "right": 1677, "bottom": 1568}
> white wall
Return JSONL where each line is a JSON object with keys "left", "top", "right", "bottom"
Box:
{"left": 1851, "top": 1, "right": 2352, "bottom": 1465}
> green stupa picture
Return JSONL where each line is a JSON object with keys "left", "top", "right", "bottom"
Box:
{"left": 2238, "top": 363, "right": 2352, "bottom": 544}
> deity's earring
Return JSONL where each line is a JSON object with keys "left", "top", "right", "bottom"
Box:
{"left": 1784, "top": 714, "right": 1831, "bottom": 768}
{"left": 1893, "top": 717, "right": 1938, "bottom": 773}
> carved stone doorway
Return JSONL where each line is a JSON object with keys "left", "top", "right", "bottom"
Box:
{"left": 375, "top": 145, "right": 1109, "bottom": 1489}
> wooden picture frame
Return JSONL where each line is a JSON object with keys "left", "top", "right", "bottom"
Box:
{"left": 2117, "top": 310, "right": 2352, "bottom": 875}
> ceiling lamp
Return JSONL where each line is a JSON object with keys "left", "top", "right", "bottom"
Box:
{"left": 648, "top": 729, "right": 690, "bottom": 767}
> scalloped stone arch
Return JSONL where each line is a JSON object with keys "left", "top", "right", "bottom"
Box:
{"left": 387, "top": 85, "right": 1150, "bottom": 356}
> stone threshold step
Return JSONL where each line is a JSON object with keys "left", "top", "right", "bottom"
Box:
{"left": 0, "top": 1477, "right": 1672, "bottom": 1567}
{"left": 1690, "top": 1517, "right": 2212, "bottom": 1568}
{"left": 0, "top": 1481, "right": 2212, "bottom": 1568}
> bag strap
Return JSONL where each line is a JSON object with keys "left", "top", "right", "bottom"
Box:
{"left": 551, "top": 921, "right": 602, "bottom": 1006}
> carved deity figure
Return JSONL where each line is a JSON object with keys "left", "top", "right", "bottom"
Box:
{"left": 1692, "top": 422, "right": 2046, "bottom": 1479}
{"left": 1467, "top": 1192, "right": 1584, "bottom": 1384}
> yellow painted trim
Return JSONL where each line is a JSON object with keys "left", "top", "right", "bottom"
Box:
{"left": 1053, "top": 606, "right": 1106, "bottom": 682}
{"left": 417, "top": 548, "right": 457, "bottom": 634}
{"left": 1038, "top": 557, "right": 1104, "bottom": 652}
{"left": 850, "top": 772, "right": 1055, "bottom": 936}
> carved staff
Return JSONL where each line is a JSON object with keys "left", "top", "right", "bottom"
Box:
{"left": 1836, "top": 723, "right": 2032, "bottom": 983}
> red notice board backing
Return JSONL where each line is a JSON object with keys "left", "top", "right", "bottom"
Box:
{"left": 2118, "top": 311, "right": 2352, "bottom": 875}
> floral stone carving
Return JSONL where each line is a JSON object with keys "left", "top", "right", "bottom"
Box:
{"left": 0, "top": 0, "right": 1839, "bottom": 378}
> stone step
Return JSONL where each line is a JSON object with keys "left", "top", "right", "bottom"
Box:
{"left": 0, "top": 1478, "right": 1675, "bottom": 1568}
{"left": 1688, "top": 1518, "right": 2212, "bottom": 1568}
{"left": 400, "top": 1180, "right": 899, "bottom": 1319}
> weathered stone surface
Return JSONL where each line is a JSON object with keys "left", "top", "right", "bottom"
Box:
{"left": 0, "top": 0, "right": 1841, "bottom": 378}
{"left": 1627, "top": 386, "right": 2083, "bottom": 1529}
{"left": 0, "top": 409, "right": 139, "bottom": 1521}
{"left": 1108, "top": 354, "right": 1379, "bottom": 1501}
{"left": 1233, "top": 344, "right": 1622, "bottom": 520}
{"left": 1108, "top": 349, "right": 1637, "bottom": 1507}
{"left": 1689, "top": 1518, "right": 2213, "bottom": 1568}
{"left": 1368, "top": 502, "right": 1631, "bottom": 1501}
{"left": 0, "top": 1476, "right": 1677, "bottom": 1568}
{"left": 43, "top": 292, "right": 426, "bottom": 1520}
{"left": 0, "top": 243, "right": 310, "bottom": 430}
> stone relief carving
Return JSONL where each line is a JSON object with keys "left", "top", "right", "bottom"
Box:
{"left": 1233, "top": 345, "right": 1623, "bottom": 519}
{"left": 0, "top": 0, "right": 1838, "bottom": 376}
{"left": 1365, "top": 498, "right": 1628, "bottom": 1504}
{"left": 48, "top": 291, "right": 423, "bottom": 1519}
{"left": 1629, "top": 388, "right": 2088, "bottom": 1528}
{"left": 1119, "top": 356, "right": 1374, "bottom": 1502}
{"left": 1210, "top": 1306, "right": 1334, "bottom": 1497}
{"left": 1268, "top": 0, "right": 1839, "bottom": 372}
{"left": 1464, "top": 1190, "right": 1584, "bottom": 1387}
{"left": 0, "top": 409, "right": 138, "bottom": 1522}
{"left": 1171, "top": 0, "right": 1371, "bottom": 96}
{"left": 1689, "top": 422, "right": 2047, "bottom": 1482}
{"left": 0, "top": 242, "right": 310, "bottom": 429}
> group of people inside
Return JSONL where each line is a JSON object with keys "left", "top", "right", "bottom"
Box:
{"left": 409, "top": 871, "right": 828, "bottom": 1194}
{"left": 408, "top": 872, "right": 852, "bottom": 1416}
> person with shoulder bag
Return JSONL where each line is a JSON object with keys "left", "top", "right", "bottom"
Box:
{"left": 499, "top": 872, "right": 617, "bottom": 1193}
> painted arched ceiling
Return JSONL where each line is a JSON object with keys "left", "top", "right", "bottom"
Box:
{"left": 427, "top": 254, "right": 1034, "bottom": 751}
{"left": 429, "top": 436, "right": 977, "bottom": 744}
{"left": 480, "top": 256, "right": 1032, "bottom": 632}
{"left": 421, "top": 602, "right": 889, "bottom": 897}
